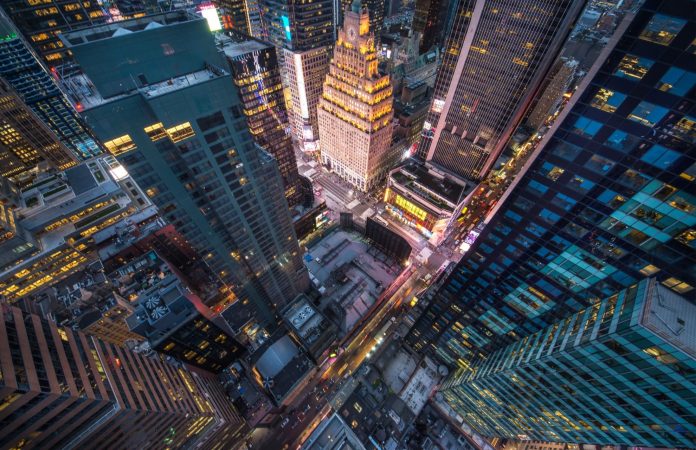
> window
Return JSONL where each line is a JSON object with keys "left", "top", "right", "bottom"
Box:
{"left": 641, "top": 144, "right": 680, "bottom": 169}
{"left": 614, "top": 54, "right": 653, "bottom": 80}
{"left": 628, "top": 101, "right": 668, "bottom": 127}
{"left": 568, "top": 176, "right": 594, "bottom": 194}
{"left": 103, "top": 135, "right": 136, "bottom": 155}
{"left": 639, "top": 14, "right": 686, "bottom": 46}
{"left": 544, "top": 164, "right": 565, "bottom": 181}
{"left": 661, "top": 277, "right": 693, "bottom": 294}
{"left": 144, "top": 122, "right": 167, "bottom": 141}
{"left": 572, "top": 116, "right": 602, "bottom": 137}
{"left": 604, "top": 130, "right": 639, "bottom": 152}
{"left": 673, "top": 116, "right": 695, "bottom": 142}
{"left": 656, "top": 67, "right": 696, "bottom": 96}
{"left": 590, "top": 88, "right": 626, "bottom": 113}
{"left": 585, "top": 155, "right": 615, "bottom": 174}
{"left": 639, "top": 264, "right": 660, "bottom": 276}
{"left": 166, "top": 122, "right": 195, "bottom": 143}
{"left": 551, "top": 141, "right": 582, "bottom": 161}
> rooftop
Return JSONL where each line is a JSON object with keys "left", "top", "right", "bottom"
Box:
{"left": 641, "top": 279, "right": 696, "bottom": 358}
{"left": 301, "top": 413, "right": 367, "bottom": 450}
{"left": 252, "top": 331, "right": 314, "bottom": 404}
{"left": 389, "top": 160, "right": 469, "bottom": 210}
{"left": 63, "top": 67, "right": 225, "bottom": 110}
{"left": 218, "top": 35, "right": 272, "bottom": 59}
{"left": 60, "top": 11, "right": 197, "bottom": 47}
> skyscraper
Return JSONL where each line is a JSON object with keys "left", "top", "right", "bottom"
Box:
{"left": 415, "top": 0, "right": 584, "bottom": 181}
{"left": 408, "top": 0, "right": 695, "bottom": 384}
{"left": 412, "top": 0, "right": 449, "bottom": 52}
{"left": 0, "top": 0, "right": 157, "bottom": 69}
{"left": 441, "top": 278, "right": 696, "bottom": 448}
{"left": 318, "top": 1, "right": 396, "bottom": 192}
{"left": 338, "top": 0, "right": 385, "bottom": 43}
{"left": 59, "top": 12, "right": 309, "bottom": 327}
{"left": 0, "top": 305, "right": 247, "bottom": 449}
{"left": 222, "top": 35, "right": 303, "bottom": 206}
{"left": 0, "top": 14, "right": 103, "bottom": 160}
{"left": 215, "top": 0, "right": 264, "bottom": 37}
{"left": 261, "top": 0, "right": 334, "bottom": 151}
{"left": 0, "top": 78, "right": 76, "bottom": 185}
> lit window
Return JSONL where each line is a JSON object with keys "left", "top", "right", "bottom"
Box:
{"left": 639, "top": 264, "right": 660, "bottom": 276}
{"left": 614, "top": 54, "right": 653, "bottom": 80}
{"left": 166, "top": 122, "right": 195, "bottom": 143}
{"left": 656, "top": 67, "right": 696, "bottom": 96}
{"left": 628, "top": 101, "right": 668, "bottom": 127}
{"left": 661, "top": 277, "right": 693, "bottom": 294}
{"left": 639, "top": 14, "right": 686, "bottom": 46}
{"left": 590, "top": 88, "right": 626, "bottom": 113}
{"left": 673, "top": 115, "right": 695, "bottom": 142}
{"left": 545, "top": 166, "right": 565, "bottom": 181}
{"left": 103, "top": 135, "right": 136, "bottom": 155}
{"left": 144, "top": 122, "right": 167, "bottom": 141}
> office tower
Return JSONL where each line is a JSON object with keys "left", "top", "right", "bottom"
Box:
{"left": 416, "top": 0, "right": 584, "bottom": 181}
{"left": 222, "top": 36, "right": 303, "bottom": 206}
{"left": 526, "top": 58, "right": 578, "bottom": 130}
{"left": 407, "top": 0, "right": 695, "bottom": 376}
{"left": 338, "top": 0, "right": 385, "bottom": 42}
{"left": 214, "top": 0, "right": 259, "bottom": 36}
{"left": 261, "top": 0, "right": 334, "bottom": 152}
{"left": 0, "top": 305, "right": 247, "bottom": 449}
{"left": 318, "top": 1, "right": 395, "bottom": 192}
{"left": 0, "top": 78, "right": 76, "bottom": 186}
{"left": 123, "top": 251, "right": 244, "bottom": 373}
{"left": 0, "top": 156, "right": 157, "bottom": 302}
{"left": 0, "top": 15, "right": 103, "bottom": 160}
{"left": 59, "top": 12, "right": 309, "bottom": 327}
{"left": 412, "top": 0, "right": 449, "bottom": 52}
{"left": 0, "top": 0, "right": 109, "bottom": 68}
{"left": 441, "top": 279, "right": 696, "bottom": 448}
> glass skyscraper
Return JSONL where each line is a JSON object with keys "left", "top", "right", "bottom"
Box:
{"left": 0, "top": 14, "right": 103, "bottom": 160}
{"left": 415, "top": 0, "right": 584, "bottom": 181}
{"left": 59, "top": 12, "right": 309, "bottom": 328}
{"left": 408, "top": 0, "right": 695, "bottom": 392}
{"left": 440, "top": 278, "right": 696, "bottom": 448}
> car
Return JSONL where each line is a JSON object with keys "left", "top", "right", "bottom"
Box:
{"left": 280, "top": 417, "right": 290, "bottom": 429}
{"left": 303, "top": 404, "right": 311, "bottom": 413}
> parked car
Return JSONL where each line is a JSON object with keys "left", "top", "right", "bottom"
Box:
{"left": 280, "top": 417, "right": 290, "bottom": 429}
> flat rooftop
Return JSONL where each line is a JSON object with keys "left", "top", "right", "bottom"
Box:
{"left": 218, "top": 35, "right": 271, "bottom": 59}
{"left": 641, "top": 280, "right": 696, "bottom": 358}
{"left": 61, "top": 11, "right": 197, "bottom": 47}
{"left": 390, "top": 160, "right": 469, "bottom": 209}
{"left": 63, "top": 67, "right": 224, "bottom": 110}
{"left": 305, "top": 229, "right": 399, "bottom": 333}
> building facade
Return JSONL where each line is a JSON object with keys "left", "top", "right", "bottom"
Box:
{"left": 441, "top": 279, "right": 696, "bottom": 448}
{"left": 0, "top": 78, "right": 76, "bottom": 187}
{"left": 0, "top": 0, "right": 109, "bottom": 68}
{"left": 59, "top": 12, "right": 309, "bottom": 327}
{"left": 318, "top": 1, "right": 396, "bottom": 192}
{"left": 222, "top": 36, "right": 303, "bottom": 206}
{"left": 526, "top": 58, "right": 579, "bottom": 130}
{"left": 407, "top": 0, "right": 695, "bottom": 389}
{"left": 261, "top": 0, "right": 334, "bottom": 152}
{"left": 0, "top": 14, "right": 103, "bottom": 160}
{"left": 339, "top": 0, "right": 385, "bottom": 43}
{"left": 0, "top": 305, "right": 247, "bottom": 449}
{"left": 412, "top": 0, "right": 449, "bottom": 52}
{"left": 416, "top": 0, "right": 584, "bottom": 181}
